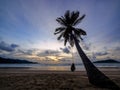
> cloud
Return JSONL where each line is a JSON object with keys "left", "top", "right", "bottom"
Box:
{"left": 114, "top": 46, "right": 120, "bottom": 51}
{"left": 95, "top": 52, "right": 108, "bottom": 56}
{"left": 60, "top": 47, "right": 71, "bottom": 54}
{"left": 107, "top": 46, "right": 120, "bottom": 60}
{"left": 37, "top": 50, "right": 60, "bottom": 57}
{"left": 17, "top": 49, "right": 33, "bottom": 55}
{"left": 90, "top": 45, "right": 120, "bottom": 60}
{"left": 80, "top": 40, "right": 91, "bottom": 51}
{"left": 11, "top": 44, "right": 19, "bottom": 48}
{"left": 0, "top": 41, "right": 19, "bottom": 52}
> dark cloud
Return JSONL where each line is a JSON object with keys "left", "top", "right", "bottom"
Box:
{"left": 0, "top": 41, "right": 19, "bottom": 52}
{"left": 60, "top": 47, "right": 71, "bottom": 54}
{"left": 11, "top": 44, "right": 19, "bottom": 48}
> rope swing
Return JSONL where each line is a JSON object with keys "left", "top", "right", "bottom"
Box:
{"left": 71, "top": 47, "right": 76, "bottom": 72}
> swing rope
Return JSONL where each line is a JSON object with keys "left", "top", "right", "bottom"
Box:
{"left": 72, "top": 47, "right": 74, "bottom": 63}
{"left": 71, "top": 47, "right": 76, "bottom": 72}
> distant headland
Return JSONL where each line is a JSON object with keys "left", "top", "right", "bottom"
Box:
{"left": 0, "top": 57, "right": 37, "bottom": 64}
{"left": 93, "top": 59, "right": 120, "bottom": 63}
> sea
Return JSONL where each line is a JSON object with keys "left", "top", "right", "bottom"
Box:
{"left": 0, "top": 63, "right": 120, "bottom": 71}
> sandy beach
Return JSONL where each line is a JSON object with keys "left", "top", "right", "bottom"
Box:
{"left": 0, "top": 67, "right": 120, "bottom": 90}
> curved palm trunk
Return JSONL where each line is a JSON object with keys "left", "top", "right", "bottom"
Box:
{"left": 73, "top": 37, "right": 120, "bottom": 89}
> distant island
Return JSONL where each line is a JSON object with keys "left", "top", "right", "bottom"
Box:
{"left": 93, "top": 59, "right": 120, "bottom": 63}
{"left": 0, "top": 57, "right": 37, "bottom": 64}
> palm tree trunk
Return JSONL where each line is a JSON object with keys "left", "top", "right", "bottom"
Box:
{"left": 73, "top": 36, "right": 120, "bottom": 89}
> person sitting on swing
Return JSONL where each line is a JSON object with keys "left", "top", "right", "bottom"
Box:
{"left": 71, "top": 63, "right": 75, "bottom": 72}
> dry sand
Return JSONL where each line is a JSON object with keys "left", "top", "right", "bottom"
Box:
{"left": 0, "top": 67, "right": 120, "bottom": 90}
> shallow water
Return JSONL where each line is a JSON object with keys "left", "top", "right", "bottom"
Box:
{"left": 0, "top": 63, "right": 120, "bottom": 71}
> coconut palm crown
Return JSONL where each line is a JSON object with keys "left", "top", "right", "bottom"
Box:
{"left": 54, "top": 10, "right": 86, "bottom": 47}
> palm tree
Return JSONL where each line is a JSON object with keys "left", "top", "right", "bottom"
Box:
{"left": 54, "top": 10, "right": 119, "bottom": 89}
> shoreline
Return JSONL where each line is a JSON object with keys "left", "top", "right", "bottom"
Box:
{"left": 0, "top": 67, "right": 120, "bottom": 73}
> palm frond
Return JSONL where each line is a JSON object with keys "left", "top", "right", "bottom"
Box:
{"left": 57, "top": 32, "right": 64, "bottom": 40}
{"left": 64, "top": 38, "right": 68, "bottom": 46}
{"left": 65, "top": 10, "right": 70, "bottom": 18}
{"left": 75, "top": 34, "right": 83, "bottom": 41}
{"left": 73, "top": 30, "right": 81, "bottom": 41}
{"left": 71, "top": 11, "right": 79, "bottom": 25}
{"left": 55, "top": 27, "right": 65, "bottom": 32}
{"left": 54, "top": 27, "right": 65, "bottom": 35}
{"left": 73, "top": 28, "right": 86, "bottom": 41}
{"left": 64, "top": 10, "right": 70, "bottom": 24}
{"left": 56, "top": 17, "right": 67, "bottom": 26}
{"left": 75, "top": 28, "right": 87, "bottom": 35}
{"left": 73, "top": 14, "right": 85, "bottom": 26}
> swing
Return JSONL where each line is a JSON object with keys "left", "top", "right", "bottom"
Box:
{"left": 71, "top": 47, "right": 76, "bottom": 72}
{"left": 71, "top": 63, "right": 75, "bottom": 72}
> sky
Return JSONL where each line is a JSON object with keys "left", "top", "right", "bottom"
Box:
{"left": 0, "top": 0, "right": 120, "bottom": 64}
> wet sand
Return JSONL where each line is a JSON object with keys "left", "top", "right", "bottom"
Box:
{"left": 0, "top": 67, "right": 120, "bottom": 90}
